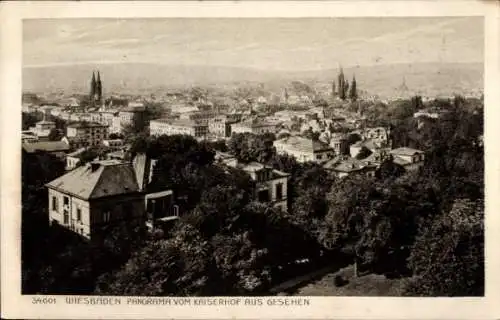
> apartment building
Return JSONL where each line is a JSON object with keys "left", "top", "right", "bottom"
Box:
{"left": 64, "top": 122, "right": 109, "bottom": 149}
{"left": 150, "top": 119, "right": 208, "bottom": 138}
{"left": 231, "top": 117, "right": 281, "bottom": 135}
{"left": 208, "top": 115, "right": 238, "bottom": 138}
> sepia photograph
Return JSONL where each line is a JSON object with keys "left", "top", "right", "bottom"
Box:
{"left": 20, "top": 15, "right": 485, "bottom": 298}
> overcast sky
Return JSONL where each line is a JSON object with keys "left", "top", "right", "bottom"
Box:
{"left": 23, "top": 17, "right": 483, "bottom": 71}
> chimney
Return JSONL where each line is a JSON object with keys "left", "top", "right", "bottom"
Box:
{"left": 132, "top": 153, "right": 151, "bottom": 191}
{"left": 90, "top": 162, "right": 100, "bottom": 172}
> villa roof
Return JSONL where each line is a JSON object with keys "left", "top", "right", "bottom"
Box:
{"left": 390, "top": 147, "right": 424, "bottom": 157}
{"left": 46, "top": 160, "right": 140, "bottom": 200}
{"left": 274, "top": 136, "right": 333, "bottom": 153}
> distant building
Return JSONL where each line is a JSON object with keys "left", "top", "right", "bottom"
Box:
{"left": 389, "top": 147, "right": 425, "bottom": 171}
{"left": 273, "top": 136, "right": 334, "bottom": 163}
{"left": 64, "top": 122, "right": 109, "bottom": 149}
{"left": 65, "top": 147, "right": 86, "bottom": 170}
{"left": 231, "top": 118, "right": 281, "bottom": 135}
{"left": 22, "top": 131, "right": 38, "bottom": 144}
{"left": 323, "top": 155, "right": 377, "bottom": 178}
{"left": 149, "top": 119, "right": 208, "bottom": 138}
{"left": 118, "top": 104, "right": 146, "bottom": 131}
{"left": 102, "top": 139, "right": 124, "bottom": 148}
{"left": 216, "top": 152, "right": 290, "bottom": 212}
{"left": 22, "top": 141, "right": 70, "bottom": 158}
{"left": 29, "top": 119, "right": 56, "bottom": 141}
{"left": 179, "top": 110, "right": 218, "bottom": 125}
{"left": 208, "top": 115, "right": 238, "bottom": 139}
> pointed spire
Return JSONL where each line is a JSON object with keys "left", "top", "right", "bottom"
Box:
{"left": 90, "top": 71, "right": 96, "bottom": 99}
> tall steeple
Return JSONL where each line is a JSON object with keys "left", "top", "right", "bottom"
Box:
{"left": 90, "top": 71, "right": 96, "bottom": 101}
{"left": 95, "top": 71, "right": 102, "bottom": 103}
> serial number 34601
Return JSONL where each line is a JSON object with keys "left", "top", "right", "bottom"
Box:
{"left": 32, "top": 297, "right": 57, "bottom": 304}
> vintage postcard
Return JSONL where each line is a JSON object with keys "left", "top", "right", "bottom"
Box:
{"left": 1, "top": 0, "right": 499, "bottom": 319}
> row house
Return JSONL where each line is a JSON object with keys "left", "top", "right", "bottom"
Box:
{"left": 179, "top": 110, "right": 218, "bottom": 125}
{"left": 273, "top": 136, "right": 335, "bottom": 163}
{"left": 215, "top": 152, "right": 290, "bottom": 212}
{"left": 149, "top": 119, "right": 208, "bottom": 138}
{"left": 231, "top": 117, "right": 281, "bottom": 135}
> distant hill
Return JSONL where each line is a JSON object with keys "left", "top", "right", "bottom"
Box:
{"left": 23, "top": 62, "right": 482, "bottom": 98}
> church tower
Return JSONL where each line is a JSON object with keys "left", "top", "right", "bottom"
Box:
{"left": 96, "top": 71, "right": 102, "bottom": 103}
{"left": 89, "top": 71, "right": 103, "bottom": 107}
{"left": 90, "top": 71, "right": 96, "bottom": 102}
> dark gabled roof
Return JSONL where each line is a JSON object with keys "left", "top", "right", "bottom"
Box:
{"left": 46, "top": 160, "right": 140, "bottom": 200}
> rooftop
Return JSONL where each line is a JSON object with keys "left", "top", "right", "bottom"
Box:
{"left": 274, "top": 136, "right": 333, "bottom": 153}
{"left": 324, "top": 156, "right": 368, "bottom": 173}
{"left": 22, "top": 141, "right": 70, "bottom": 153}
{"left": 151, "top": 118, "right": 204, "bottom": 127}
{"left": 67, "top": 121, "right": 108, "bottom": 128}
{"left": 46, "top": 160, "right": 140, "bottom": 200}
{"left": 390, "top": 147, "right": 424, "bottom": 156}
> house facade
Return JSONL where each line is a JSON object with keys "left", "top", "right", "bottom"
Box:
{"left": 208, "top": 115, "right": 237, "bottom": 138}
{"left": 389, "top": 147, "right": 425, "bottom": 171}
{"left": 46, "top": 155, "right": 176, "bottom": 240}
{"left": 273, "top": 136, "right": 334, "bottom": 163}
{"left": 150, "top": 119, "right": 208, "bottom": 138}
{"left": 231, "top": 118, "right": 280, "bottom": 135}
{"left": 216, "top": 152, "right": 290, "bottom": 212}
{"left": 65, "top": 122, "right": 109, "bottom": 149}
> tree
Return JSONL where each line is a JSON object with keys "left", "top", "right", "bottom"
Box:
{"left": 337, "top": 68, "right": 346, "bottom": 100}
{"left": 96, "top": 223, "right": 215, "bottom": 296}
{"left": 349, "top": 76, "right": 358, "bottom": 101}
{"left": 404, "top": 199, "right": 484, "bottom": 296}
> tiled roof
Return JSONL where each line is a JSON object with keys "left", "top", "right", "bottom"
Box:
{"left": 275, "top": 136, "right": 332, "bottom": 153}
{"left": 237, "top": 117, "right": 277, "bottom": 128}
{"left": 22, "top": 141, "right": 70, "bottom": 153}
{"left": 323, "top": 155, "right": 351, "bottom": 169}
{"left": 390, "top": 147, "right": 423, "bottom": 157}
{"left": 324, "top": 156, "right": 368, "bottom": 173}
{"left": 67, "top": 121, "right": 107, "bottom": 128}
{"left": 392, "top": 156, "right": 411, "bottom": 166}
{"left": 46, "top": 160, "right": 140, "bottom": 200}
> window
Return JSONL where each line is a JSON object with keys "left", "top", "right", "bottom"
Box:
{"left": 51, "top": 196, "right": 58, "bottom": 211}
{"left": 63, "top": 196, "right": 69, "bottom": 206}
{"left": 258, "top": 190, "right": 270, "bottom": 202}
{"left": 276, "top": 183, "right": 284, "bottom": 200}
{"left": 76, "top": 208, "right": 81, "bottom": 221}
{"left": 103, "top": 211, "right": 111, "bottom": 222}
{"left": 316, "top": 154, "right": 322, "bottom": 160}
{"left": 63, "top": 211, "right": 69, "bottom": 224}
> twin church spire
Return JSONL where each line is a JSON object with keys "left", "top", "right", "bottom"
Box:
{"left": 90, "top": 71, "right": 103, "bottom": 106}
